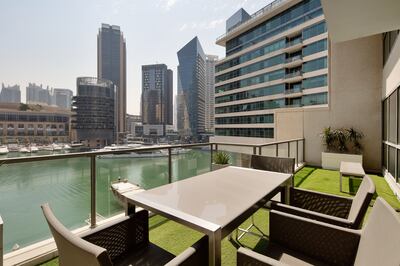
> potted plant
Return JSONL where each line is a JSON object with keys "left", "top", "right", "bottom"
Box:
{"left": 321, "top": 127, "right": 364, "bottom": 170}
{"left": 212, "top": 151, "right": 231, "bottom": 171}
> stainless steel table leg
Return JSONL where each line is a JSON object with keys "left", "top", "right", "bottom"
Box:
{"left": 208, "top": 229, "right": 221, "bottom": 266}
{"left": 340, "top": 173, "right": 343, "bottom": 192}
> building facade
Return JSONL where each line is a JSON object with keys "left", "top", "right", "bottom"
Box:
{"left": 52, "top": 88, "right": 73, "bottom": 109}
{"left": 0, "top": 103, "right": 71, "bottom": 144}
{"left": 26, "top": 83, "right": 51, "bottom": 106}
{"left": 177, "top": 36, "right": 206, "bottom": 139}
{"left": 141, "top": 64, "right": 173, "bottom": 127}
{"left": 213, "top": 0, "right": 328, "bottom": 143}
{"left": 205, "top": 55, "right": 218, "bottom": 133}
{"left": 72, "top": 77, "right": 115, "bottom": 148}
{"left": 0, "top": 84, "right": 21, "bottom": 103}
{"left": 97, "top": 23, "right": 127, "bottom": 140}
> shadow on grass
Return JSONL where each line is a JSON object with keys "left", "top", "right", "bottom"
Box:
{"left": 149, "top": 216, "right": 170, "bottom": 230}
{"left": 294, "top": 167, "right": 316, "bottom": 187}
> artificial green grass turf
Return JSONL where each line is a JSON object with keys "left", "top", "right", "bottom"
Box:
{"left": 40, "top": 167, "right": 400, "bottom": 266}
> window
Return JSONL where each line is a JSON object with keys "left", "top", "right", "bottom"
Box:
{"left": 302, "top": 92, "right": 327, "bottom": 106}
{"left": 215, "top": 54, "right": 285, "bottom": 83}
{"left": 302, "top": 39, "right": 327, "bottom": 57}
{"left": 215, "top": 84, "right": 285, "bottom": 104}
{"left": 215, "top": 128, "right": 274, "bottom": 138}
{"left": 215, "top": 99, "right": 285, "bottom": 114}
{"left": 383, "top": 98, "right": 388, "bottom": 141}
{"left": 215, "top": 114, "right": 274, "bottom": 125}
{"left": 302, "top": 75, "right": 327, "bottom": 89}
{"left": 302, "top": 57, "right": 327, "bottom": 73}
{"left": 389, "top": 90, "right": 397, "bottom": 143}
{"left": 215, "top": 69, "right": 285, "bottom": 93}
{"left": 302, "top": 21, "right": 327, "bottom": 40}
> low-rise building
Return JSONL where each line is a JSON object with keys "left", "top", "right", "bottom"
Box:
{"left": 0, "top": 103, "right": 71, "bottom": 144}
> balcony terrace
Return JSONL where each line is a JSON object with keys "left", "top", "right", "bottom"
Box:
{"left": 38, "top": 165, "right": 400, "bottom": 266}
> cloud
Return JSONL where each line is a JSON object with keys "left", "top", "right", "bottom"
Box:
{"left": 179, "top": 19, "right": 224, "bottom": 31}
{"left": 158, "top": 0, "right": 178, "bottom": 11}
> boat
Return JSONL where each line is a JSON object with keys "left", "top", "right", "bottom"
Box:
{"left": 97, "top": 144, "right": 191, "bottom": 159}
{"left": 0, "top": 145, "right": 9, "bottom": 155}
{"left": 19, "top": 147, "right": 30, "bottom": 153}
{"left": 52, "top": 144, "right": 62, "bottom": 151}
{"left": 42, "top": 145, "right": 54, "bottom": 151}
{"left": 30, "top": 146, "right": 39, "bottom": 153}
{"left": 8, "top": 144, "right": 19, "bottom": 152}
{"left": 63, "top": 144, "right": 71, "bottom": 150}
{"left": 110, "top": 178, "right": 145, "bottom": 207}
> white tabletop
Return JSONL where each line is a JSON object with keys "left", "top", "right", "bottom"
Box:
{"left": 125, "top": 166, "right": 291, "bottom": 232}
{"left": 340, "top": 161, "right": 365, "bottom": 177}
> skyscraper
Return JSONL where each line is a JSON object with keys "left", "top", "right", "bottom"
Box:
{"left": 26, "top": 83, "right": 51, "bottom": 105}
{"left": 72, "top": 77, "right": 115, "bottom": 148}
{"left": 141, "top": 64, "right": 173, "bottom": 126}
{"left": 177, "top": 36, "right": 206, "bottom": 138}
{"left": 0, "top": 84, "right": 21, "bottom": 103}
{"left": 205, "top": 55, "right": 218, "bottom": 132}
{"left": 97, "top": 23, "right": 127, "bottom": 140}
{"left": 52, "top": 88, "right": 73, "bottom": 109}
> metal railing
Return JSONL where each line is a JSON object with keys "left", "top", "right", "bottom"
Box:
{"left": 284, "top": 87, "right": 302, "bottom": 94}
{"left": 285, "top": 38, "right": 302, "bottom": 48}
{"left": 285, "top": 71, "right": 302, "bottom": 79}
{"left": 0, "top": 138, "right": 304, "bottom": 254}
{"left": 285, "top": 55, "right": 302, "bottom": 64}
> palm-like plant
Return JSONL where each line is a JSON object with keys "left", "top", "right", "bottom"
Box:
{"left": 347, "top": 127, "right": 363, "bottom": 154}
{"left": 213, "top": 151, "right": 230, "bottom": 165}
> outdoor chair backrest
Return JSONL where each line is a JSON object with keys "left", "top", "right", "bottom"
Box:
{"left": 354, "top": 197, "right": 400, "bottom": 266}
{"left": 41, "top": 203, "right": 113, "bottom": 266}
{"left": 347, "top": 175, "right": 375, "bottom": 226}
{"left": 251, "top": 154, "right": 295, "bottom": 174}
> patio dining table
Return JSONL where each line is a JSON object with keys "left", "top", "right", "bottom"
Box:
{"left": 124, "top": 166, "right": 292, "bottom": 266}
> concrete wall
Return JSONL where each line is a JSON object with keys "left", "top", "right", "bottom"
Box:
{"left": 275, "top": 108, "right": 304, "bottom": 141}
{"left": 305, "top": 35, "right": 383, "bottom": 171}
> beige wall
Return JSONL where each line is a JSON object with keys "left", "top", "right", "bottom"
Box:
{"left": 306, "top": 35, "right": 382, "bottom": 171}
{"left": 275, "top": 108, "right": 304, "bottom": 141}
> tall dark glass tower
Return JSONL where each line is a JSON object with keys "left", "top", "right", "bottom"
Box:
{"left": 72, "top": 77, "right": 115, "bottom": 148}
{"left": 141, "top": 64, "right": 173, "bottom": 127}
{"left": 97, "top": 24, "right": 126, "bottom": 141}
{"left": 177, "top": 36, "right": 206, "bottom": 138}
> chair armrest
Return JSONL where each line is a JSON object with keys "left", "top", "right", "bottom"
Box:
{"left": 271, "top": 202, "right": 354, "bottom": 228}
{"left": 290, "top": 187, "right": 352, "bottom": 218}
{"left": 270, "top": 210, "right": 360, "bottom": 266}
{"left": 165, "top": 236, "right": 208, "bottom": 266}
{"left": 237, "top": 247, "right": 288, "bottom": 266}
{"left": 82, "top": 210, "right": 149, "bottom": 261}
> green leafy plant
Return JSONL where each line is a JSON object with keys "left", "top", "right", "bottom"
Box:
{"left": 321, "top": 127, "right": 363, "bottom": 154}
{"left": 213, "top": 151, "right": 230, "bottom": 165}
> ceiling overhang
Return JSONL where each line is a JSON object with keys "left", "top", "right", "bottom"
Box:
{"left": 321, "top": 0, "right": 400, "bottom": 42}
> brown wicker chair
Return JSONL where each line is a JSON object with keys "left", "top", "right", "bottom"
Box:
{"left": 41, "top": 203, "right": 207, "bottom": 266}
{"left": 234, "top": 155, "right": 295, "bottom": 241}
{"left": 270, "top": 174, "right": 375, "bottom": 229}
{"left": 237, "top": 197, "right": 400, "bottom": 266}
{"left": 250, "top": 155, "right": 295, "bottom": 176}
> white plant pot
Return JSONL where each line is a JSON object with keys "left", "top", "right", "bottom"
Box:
{"left": 212, "top": 163, "right": 229, "bottom": 171}
{"left": 321, "top": 152, "right": 363, "bottom": 170}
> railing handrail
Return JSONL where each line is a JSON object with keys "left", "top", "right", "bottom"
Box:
{"left": 0, "top": 139, "right": 305, "bottom": 165}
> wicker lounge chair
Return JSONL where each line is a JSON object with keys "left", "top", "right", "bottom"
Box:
{"left": 235, "top": 155, "right": 295, "bottom": 241}
{"left": 41, "top": 203, "right": 207, "bottom": 266}
{"left": 270, "top": 174, "right": 375, "bottom": 229}
{"left": 237, "top": 197, "right": 400, "bottom": 266}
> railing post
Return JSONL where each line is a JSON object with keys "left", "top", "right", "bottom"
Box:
{"left": 276, "top": 144, "right": 278, "bottom": 157}
{"left": 302, "top": 139, "right": 305, "bottom": 163}
{"left": 168, "top": 147, "right": 172, "bottom": 183}
{"left": 288, "top": 142, "right": 290, "bottom": 157}
{"left": 258, "top": 146, "right": 262, "bottom": 155}
{"left": 210, "top": 143, "right": 213, "bottom": 170}
{"left": 253, "top": 146, "right": 257, "bottom": 155}
{"left": 295, "top": 140, "right": 298, "bottom": 166}
{"left": 90, "top": 155, "right": 96, "bottom": 228}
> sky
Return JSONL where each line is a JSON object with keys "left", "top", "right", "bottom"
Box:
{"left": 0, "top": 0, "right": 271, "bottom": 115}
